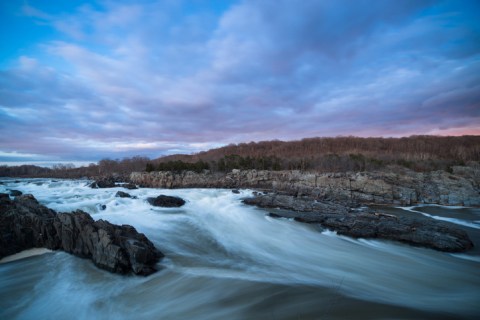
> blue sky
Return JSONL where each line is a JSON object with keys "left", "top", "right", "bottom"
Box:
{"left": 0, "top": 0, "right": 479, "bottom": 163}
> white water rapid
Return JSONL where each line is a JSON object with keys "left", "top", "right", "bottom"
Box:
{"left": 1, "top": 178, "right": 479, "bottom": 319}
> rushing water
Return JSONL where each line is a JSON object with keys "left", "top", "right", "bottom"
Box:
{"left": 1, "top": 178, "right": 479, "bottom": 319}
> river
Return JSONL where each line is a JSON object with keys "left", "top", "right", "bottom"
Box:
{"left": 1, "top": 178, "right": 479, "bottom": 319}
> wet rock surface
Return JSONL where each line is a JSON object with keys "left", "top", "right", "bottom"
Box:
{"left": 0, "top": 194, "right": 163, "bottom": 275}
{"left": 243, "top": 193, "right": 352, "bottom": 214}
{"left": 147, "top": 195, "right": 186, "bottom": 207}
{"left": 90, "top": 179, "right": 116, "bottom": 188}
{"left": 115, "top": 191, "right": 133, "bottom": 198}
{"left": 244, "top": 193, "right": 474, "bottom": 252}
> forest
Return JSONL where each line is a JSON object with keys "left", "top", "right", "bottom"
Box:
{"left": 1, "top": 136, "right": 479, "bottom": 178}
{"left": 149, "top": 135, "right": 479, "bottom": 173}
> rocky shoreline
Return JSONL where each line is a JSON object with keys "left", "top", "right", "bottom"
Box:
{"left": 243, "top": 193, "right": 474, "bottom": 252}
{"left": 2, "top": 166, "right": 478, "bottom": 274}
{"left": 130, "top": 166, "right": 480, "bottom": 206}
{"left": 0, "top": 193, "right": 163, "bottom": 275}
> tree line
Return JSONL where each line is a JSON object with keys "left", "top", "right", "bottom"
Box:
{"left": 1, "top": 136, "right": 479, "bottom": 178}
{"left": 146, "top": 160, "right": 210, "bottom": 173}
{"left": 151, "top": 136, "right": 479, "bottom": 173}
{"left": 0, "top": 156, "right": 150, "bottom": 178}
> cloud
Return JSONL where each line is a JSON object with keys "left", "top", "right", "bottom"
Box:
{"left": 0, "top": 0, "right": 479, "bottom": 161}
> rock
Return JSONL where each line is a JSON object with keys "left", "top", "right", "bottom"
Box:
{"left": 267, "top": 212, "right": 284, "bottom": 218}
{"left": 123, "top": 183, "right": 138, "bottom": 190}
{"left": 0, "top": 194, "right": 163, "bottom": 275}
{"left": 232, "top": 189, "right": 240, "bottom": 194}
{"left": 243, "top": 193, "right": 351, "bottom": 214}
{"left": 90, "top": 179, "right": 116, "bottom": 188}
{"left": 9, "top": 190, "right": 22, "bottom": 196}
{"left": 244, "top": 193, "right": 474, "bottom": 253}
{"left": 115, "top": 191, "right": 133, "bottom": 198}
{"left": 147, "top": 195, "right": 185, "bottom": 207}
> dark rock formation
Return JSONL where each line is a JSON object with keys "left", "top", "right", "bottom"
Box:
{"left": 243, "top": 193, "right": 353, "bottom": 214}
{"left": 115, "top": 191, "right": 133, "bottom": 198}
{"left": 122, "top": 183, "right": 138, "bottom": 190}
{"left": 9, "top": 190, "right": 23, "bottom": 196}
{"left": 147, "top": 195, "right": 185, "bottom": 207}
{"left": 232, "top": 189, "right": 240, "bottom": 194}
{"left": 244, "top": 193, "right": 474, "bottom": 253}
{"left": 0, "top": 194, "right": 163, "bottom": 275}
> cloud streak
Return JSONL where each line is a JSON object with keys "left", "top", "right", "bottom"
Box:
{"left": 0, "top": 0, "right": 479, "bottom": 161}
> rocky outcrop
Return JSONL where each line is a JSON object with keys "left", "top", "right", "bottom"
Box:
{"left": 244, "top": 193, "right": 474, "bottom": 252}
{"left": 0, "top": 194, "right": 163, "bottom": 275}
{"left": 130, "top": 165, "right": 480, "bottom": 206}
{"left": 147, "top": 195, "right": 185, "bottom": 207}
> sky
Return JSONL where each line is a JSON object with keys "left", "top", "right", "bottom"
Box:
{"left": 0, "top": 0, "right": 479, "bottom": 163}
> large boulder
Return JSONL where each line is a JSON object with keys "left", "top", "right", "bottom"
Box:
{"left": 147, "top": 195, "right": 185, "bottom": 207}
{"left": 0, "top": 194, "right": 163, "bottom": 275}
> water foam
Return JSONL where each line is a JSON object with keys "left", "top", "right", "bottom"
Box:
{"left": 1, "top": 179, "right": 479, "bottom": 318}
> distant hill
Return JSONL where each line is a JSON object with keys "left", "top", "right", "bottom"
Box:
{"left": 150, "top": 136, "right": 480, "bottom": 172}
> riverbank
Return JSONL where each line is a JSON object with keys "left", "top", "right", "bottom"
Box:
{"left": 130, "top": 166, "right": 480, "bottom": 206}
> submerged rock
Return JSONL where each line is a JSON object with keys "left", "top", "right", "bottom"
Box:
{"left": 147, "top": 195, "right": 185, "bottom": 207}
{"left": 232, "top": 189, "right": 240, "bottom": 194}
{"left": 244, "top": 193, "right": 474, "bottom": 253}
{"left": 0, "top": 194, "right": 163, "bottom": 275}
